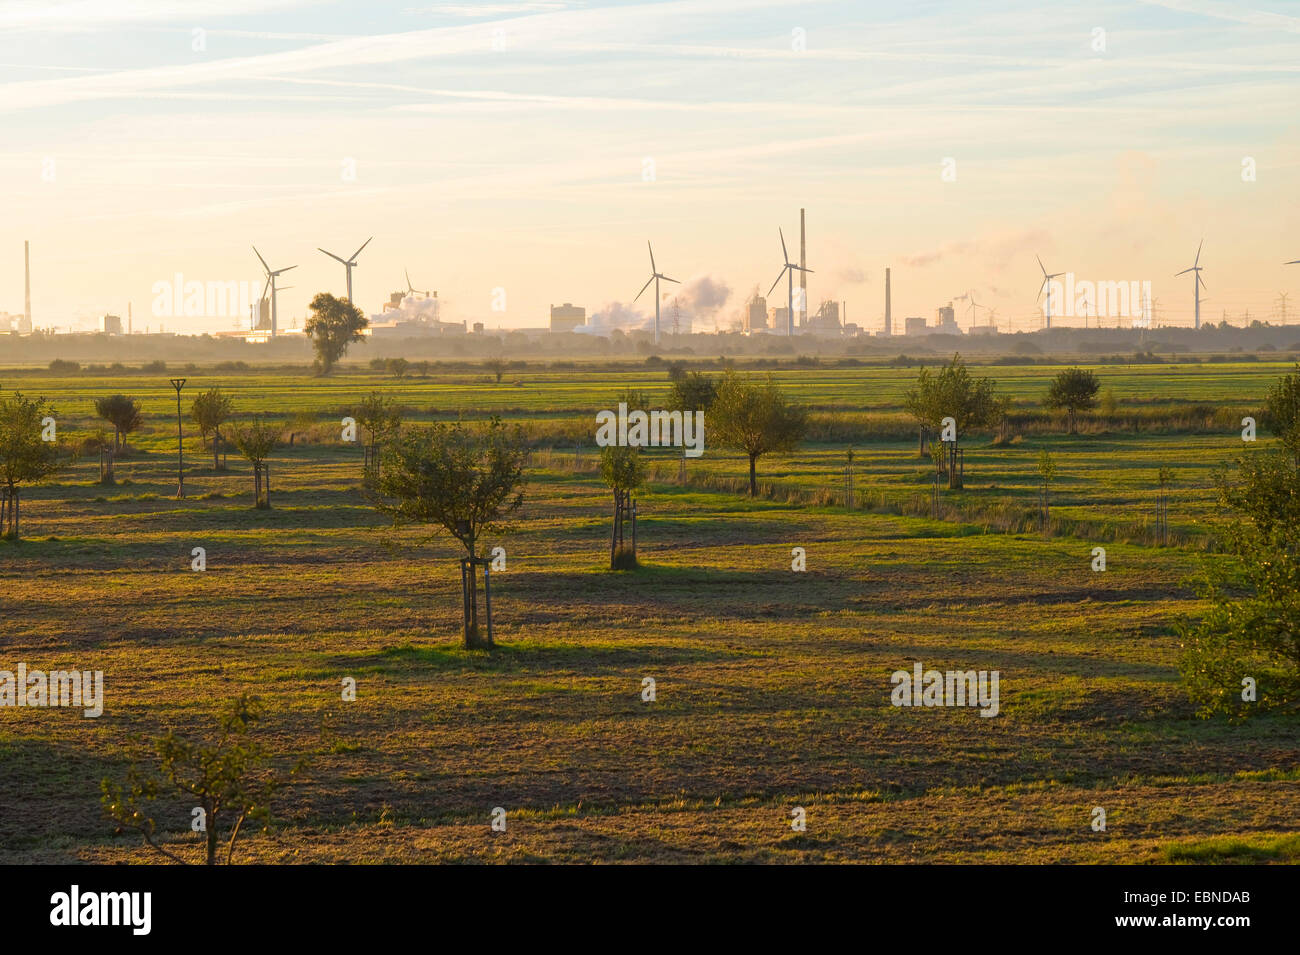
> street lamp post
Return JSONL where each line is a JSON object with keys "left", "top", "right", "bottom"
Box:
{"left": 170, "top": 378, "right": 186, "bottom": 498}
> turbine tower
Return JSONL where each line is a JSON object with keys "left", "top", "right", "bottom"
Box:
{"left": 1036, "top": 255, "right": 1064, "bottom": 329}
{"left": 633, "top": 241, "right": 678, "bottom": 346}
{"left": 318, "top": 236, "right": 372, "bottom": 303}
{"left": 965, "top": 290, "right": 982, "bottom": 330}
{"left": 1176, "top": 240, "right": 1207, "bottom": 330}
{"left": 252, "top": 246, "right": 296, "bottom": 339}
{"left": 768, "top": 227, "right": 813, "bottom": 336}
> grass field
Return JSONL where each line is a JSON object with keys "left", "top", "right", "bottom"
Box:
{"left": 2, "top": 361, "right": 1297, "bottom": 863}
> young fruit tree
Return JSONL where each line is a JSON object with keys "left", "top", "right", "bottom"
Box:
{"left": 903, "top": 353, "right": 1001, "bottom": 477}
{"left": 231, "top": 416, "right": 280, "bottom": 508}
{"left": 1043, "top": 367, "right": 1101, "bottom": 434}
{"left": 352, "top": 391, "right": 402, "bottom": 484}
{"left": 1180, "top": 365, "right": 1300, "bottom": 717}
{"left": 599, "top": 444, "right": 645, "bottom": 569}
{"left": 667, "top": 371, "right": 716, "bottom": 479}
{"left": 1264, "top": 361, "right": 1300, "bottom": 465}
{"left": 306, "top": 292, "right": 369, "bottom": 375}
{"left": 710, "top": 371, "right": 807, "bottom": 496}
{"left": 190, "top": 387, "right": 233, "bottom": 470}
{"left": 93, "top": 394, "right": 144, "bottom": 454}
{"left": 373, "top": 417, "right": 527, "bottom": 649}
{"left": 0, "top": 392, "right": 63, "bottom": 540}
{"left": 101, "top": 694, "right": 305, "bottom": 865}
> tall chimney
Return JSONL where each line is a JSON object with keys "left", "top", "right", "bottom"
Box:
{"left": 23, "top": 240, "right": 31, "bottom": 333}
{"left": 884, "top": 267, "right": 892, "bottom": 336}
{"left": 799, "top": 208, "right": 806, "bottom": 329}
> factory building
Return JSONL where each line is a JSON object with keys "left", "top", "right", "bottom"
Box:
{"left": 550, "top": 303, "right": 586, "bottom": 333}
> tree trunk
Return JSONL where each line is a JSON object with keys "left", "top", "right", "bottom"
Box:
{"left": 205, "top": 808, "right": 218, "bottom": 866}
{"left": 1068, "top": 407, "right": 1076, "bottom": 434}
{"left": 748, "top": 454, "right": 758, "bottom": 496}
{"left": 463, "top": 552, "right": 487, "bottom": 650}
{"left": 609, "top": 491, "right": 619, "bottom": 568}
{"left": 114, "top": 425, "right": 121, "bottom": 453}
{"left": 213, "top": 428, "right": 221, "bottom": 471}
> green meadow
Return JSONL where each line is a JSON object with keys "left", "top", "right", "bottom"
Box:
{"left": 1, "top": 360, "right": 1297, "bottom": 863}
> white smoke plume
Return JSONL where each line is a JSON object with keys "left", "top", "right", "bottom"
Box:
{"left": 577, "top": 300, "right": 650, "bottom": 335}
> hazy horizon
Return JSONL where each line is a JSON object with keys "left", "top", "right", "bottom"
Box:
{"left": 3, "top": 0, "right": 1299, "bottom": 335}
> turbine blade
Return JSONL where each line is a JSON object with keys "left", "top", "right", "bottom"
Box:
{"left": 253, "top": 246, "right": 270, "bottom": 272}
{"left": 768, "top": 267, "right": 788, "bottom": 297}
{"left": 281, "top": 264, "right": 297, "bottom": 273}
{"left": 351, "top": 236, "right": 374, "bottom": 260}
{"left": 405, "top": 268, "right": 414, "bottom": 291}
{"left": 779, "top": 228, "right": 789, "bottom": 263}
{"left": 1195, "top": 238, "right": 1203, "bottom": 266}
{"left": 1036, "top": 253, "right": 1047, "bottom": 277}
{"left": 319, "top": 248, "right": 347, "bottom": 264}
{"left": 647, "top": 241, "right": 656, "bottom": 274}
{"left": 1286, "top": 260, "right": 1300, "bottom": 265}
{"left": 1175, "top": 267, "right": 1193, "bottom": 276}
{"left": 660, "top": 275, "right": 680, "bottom": 284}
{"left": 633, "top": 275, "right": 654, "bottom": 302}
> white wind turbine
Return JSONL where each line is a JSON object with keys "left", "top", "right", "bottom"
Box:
{"left": 1036, "top": 254, "right": 1065, "bottom": 329}
{"left": 633, "top": 241, "right": 679, "bottom": 346}
{"left": 252, "top": 246, "right": 296, "bottom": 338}
{"left": 768, "top": 227, "right": 813, "bottom": 337}
{"left": 1176, "top": 239, "right": 1207, "bottom": 330}
{"left": 317, "top": 236, "right": 373, "bottom": 303}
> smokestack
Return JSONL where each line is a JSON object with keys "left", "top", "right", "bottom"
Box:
{"left": 799, "top": 208, "right": 806, "bottom": 329}
{"left": 884, "top": 267, "right": 892, "bottom": 336}
{"left": 23, "top": 240, "right": 31, "bottom": 333}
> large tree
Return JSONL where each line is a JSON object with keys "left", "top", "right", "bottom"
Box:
{"left": 374, "top": 417, "right": 528, "bottom": 649}
{"left": 191, "top": 387, "right": 233, "bottom": 470}
{"left": 306, "top": 292, "right": 369, "bottom": 375}
{"left": 0, "top": 392, "right": 63, "bottom": 539}
{"left": 1044, "top": 367, "right": 1100, "bottom": 434}
{"left": 93, "top": 394, "right": 144, "bottom": 453}
{"left": 709, "top": 371, "right": 807, "bottom": 496}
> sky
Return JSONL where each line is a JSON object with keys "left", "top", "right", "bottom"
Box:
{"left": 1, "top": 0, "right": 1299, "bottom": 335}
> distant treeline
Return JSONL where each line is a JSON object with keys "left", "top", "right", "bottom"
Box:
{"left": 4, "top": 320, "right": 1300, "bottom": 368}
{"left": 5, "top": 348, "right": 1298, "bottom": 379}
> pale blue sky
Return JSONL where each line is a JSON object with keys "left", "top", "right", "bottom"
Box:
{"left": 2, "top": 0, "right": 1299, "bottom": 333}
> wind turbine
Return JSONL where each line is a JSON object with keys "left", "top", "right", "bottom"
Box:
{"left": 252, "top": 246, "right": 296, "bottom": 339}
{"left": 317, "top": 236, "right": 373, "bottom": 303}
{"left": 1176, "top": 239, "right": 1207, "bottom": 329}
{"left": 767, "top": 228, "right": 813, "bottom": 336}
{"left": 633, "top": 241, "right": 678, "bottom": 345}
{"left": 964, "top": 290, "right": 982, "bottom": 329}
{"left": 404, "top": 268, "right": 431, "bottom": 298}
{"left": 1036, "top": 254, "right": 1064, "bottom": 329}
